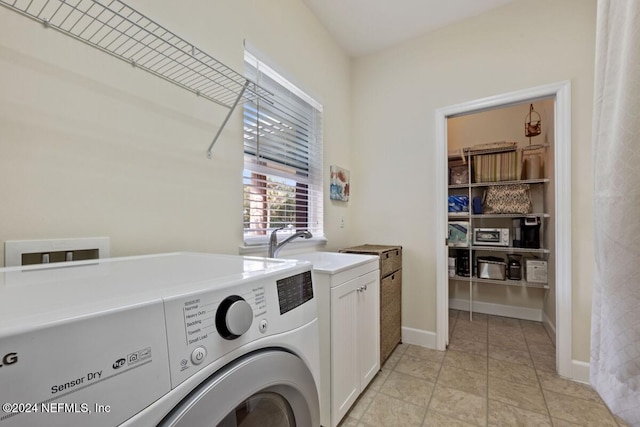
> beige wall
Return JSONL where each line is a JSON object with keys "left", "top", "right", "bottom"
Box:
{"left": 447, "top": 100, "right": 555, "bottom": 151}
{"left": 351, "top": 0, "right": 596, "bottom": 362}
{"left": 0, "top": 0, "right": 597, "bottom": 365}
{"left": 0, "top": 0, "right": 352, "bottom": 263}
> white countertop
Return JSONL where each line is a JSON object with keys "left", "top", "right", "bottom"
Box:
{"left": 283, "top": 251, "right": 378, "bottom": 274}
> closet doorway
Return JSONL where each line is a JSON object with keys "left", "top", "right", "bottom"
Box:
{"left": 434, "top": 81, "right": 573, "bottom": 379}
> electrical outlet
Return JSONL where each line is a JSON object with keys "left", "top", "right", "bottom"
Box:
{"left": 340, "top": 216, "right": 345, "bottom": 228}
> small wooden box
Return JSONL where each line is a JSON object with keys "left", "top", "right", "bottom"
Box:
{"left": 341, "top": 244, "right": 401, "bottom": 277}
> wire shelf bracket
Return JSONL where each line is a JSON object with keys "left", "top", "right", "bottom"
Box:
{"left": 0, "top": 0, "right": 271, "bottom": 158}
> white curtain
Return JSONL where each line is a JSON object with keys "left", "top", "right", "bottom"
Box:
{"left": 591, "top": 1, "right": 640, "bottom": 425}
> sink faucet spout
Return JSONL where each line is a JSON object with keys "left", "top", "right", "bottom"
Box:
{"left": 268, "top": 227, "right": 313, "bottom": 258}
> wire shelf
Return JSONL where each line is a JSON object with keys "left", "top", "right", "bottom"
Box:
{"left": 470, "top": 245, "right": 550, "bottom": 254}
{"left": 1, "top": 0, "right": 270, "bottom": 107}
{"left": 470, "top": 213, "right": 550, "bottom": 219}
{"left": 1, "top": 0, "right": 272, "bottom": 156}
{"left": 450, "top": 275, "right": 549, "bottom": 289}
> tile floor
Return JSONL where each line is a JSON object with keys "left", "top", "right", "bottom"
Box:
{"left": 339, "top": 310, "right": 628, "bottom": 427}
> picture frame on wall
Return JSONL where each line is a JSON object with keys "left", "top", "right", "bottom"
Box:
{"left": 330, "top": 165, "right": 350, "bottom": 202}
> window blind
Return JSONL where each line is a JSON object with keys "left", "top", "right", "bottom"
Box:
{"left": 243, "top": 52, "right": 323, "bottom": 244}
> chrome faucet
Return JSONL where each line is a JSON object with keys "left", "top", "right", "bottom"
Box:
{"left": 268, "top": 227, "right": 313, "bottom": 258}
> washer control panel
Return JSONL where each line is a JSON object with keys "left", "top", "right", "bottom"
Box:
{"left": 163, "top": 268, "right": 315, "bottom": 387}
{"left": 276, "top": 271, "right": 313, "bottom": 314}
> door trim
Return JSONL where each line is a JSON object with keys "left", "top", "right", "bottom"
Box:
{"left": 434, "top": 81, "right": 573, "bottom": 379}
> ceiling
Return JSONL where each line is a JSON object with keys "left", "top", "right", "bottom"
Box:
{"left": 301, "top": 0, "right": 517, "bottom": 57}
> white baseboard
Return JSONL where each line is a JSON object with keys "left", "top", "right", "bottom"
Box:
{"left": 449, "top": 298, "right": 542, "bottom": 322}
{"left": 572, "top": 360, "right": 590, "bottom": 384}
{"left": 542, "top": 310, "right": 557, "bottom": 344}
{"left": 402, "top": 327, "right": 437, "bottom": 349}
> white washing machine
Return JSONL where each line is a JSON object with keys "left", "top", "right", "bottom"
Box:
{"left": 0, "top": 252, "right": 320, "bottom": 426}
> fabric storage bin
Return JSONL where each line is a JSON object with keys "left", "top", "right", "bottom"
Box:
{"left": 380, "top": 270, "right": 401, "bottom": 365}
{"left": 379, "top": 247, "right": 401, "bottom": 278}
{"left": 340, "top": 244, "right": 402, "bottom": 364}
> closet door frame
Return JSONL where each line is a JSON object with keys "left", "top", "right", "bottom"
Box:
{"left": 434, "top": 80, "right": 573, "bottom": 379}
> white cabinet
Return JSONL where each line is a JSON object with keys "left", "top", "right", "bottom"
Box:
{"left": 283, "top": 252, "right": 379, "bottom": 427}
{"left": 330, "top": 270, "right": 379, "bottom": 427}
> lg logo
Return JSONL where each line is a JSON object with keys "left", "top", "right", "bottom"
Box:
{"left": 0, "top": 352, "right": 18, "bottom": 368}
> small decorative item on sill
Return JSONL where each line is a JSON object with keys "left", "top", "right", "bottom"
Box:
{"left": 330, "top": 165, "right": 350, "bottom": 202}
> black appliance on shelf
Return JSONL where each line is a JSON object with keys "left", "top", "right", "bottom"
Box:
{"left": 507, "top": 254, "right": 523, "bottom": 280}
{"left": 456, "top": 250, "right": 470, "bottom": 277}
{"left": 521, "top": 217, "right": 541, "bottom": 249}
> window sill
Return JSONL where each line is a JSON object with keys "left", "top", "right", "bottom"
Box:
{"left": 239, "top": 236, "right": 328, "bottom": 257}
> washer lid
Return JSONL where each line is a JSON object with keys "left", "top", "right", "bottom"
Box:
{"left": 0, "top": 252, "right": 310, "bottom": 336}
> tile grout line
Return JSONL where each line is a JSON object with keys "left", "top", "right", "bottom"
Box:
{"left": 358, "top": 342, "right": 410, "bottom": 425}
{"left": 487, "top": 316, "right": 554, "bottom": 424}
{"left": 420, "top": 309, "right": 459, "bottom": 426}
{"left": 521, "top": 318, "right": 555, "bottom": 425}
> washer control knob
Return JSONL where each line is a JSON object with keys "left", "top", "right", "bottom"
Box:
{"left": 216, "top": 295, "right": 253, "bottom": 340}
{"left": 191, "top": 346, "right": 207, "bottom": 365}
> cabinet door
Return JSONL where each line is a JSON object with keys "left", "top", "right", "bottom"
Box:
{"left": 358, "top": 270, "right": 380, "bottom": 389}
{"left": 330, "top": 270, "right": 380, "bottom": 427}
{"left": 330, "top": 279, "right": 359, "bottom": 427}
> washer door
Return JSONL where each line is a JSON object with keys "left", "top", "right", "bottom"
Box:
{"left": 159, "top": 350, "right": 319, "bottom": 427}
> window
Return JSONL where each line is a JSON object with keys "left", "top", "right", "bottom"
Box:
{"left": 243, "top": 52, "right": 323, "bottom": 245}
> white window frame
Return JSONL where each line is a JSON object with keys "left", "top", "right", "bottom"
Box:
{"left": 242, "top": 52, "right": 324, "bottom": 247}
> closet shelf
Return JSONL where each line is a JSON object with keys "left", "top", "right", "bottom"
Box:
{"left": 448, "top": 144, "right": 517, "bottom": 160}
{"left": 449, "top": 275, "right": 549, "bottom": 289}
{"left": 0, "top": 0, "right": 271, "bottom": 158}
{"left": 447, "top": 245, "right": 550, "bottom": 255}
{"left": 448, "top": 213, "right": 550, "bottom": 219}
{"left": 449, "top": 178, "right": 549, "bottom": 189}
{"left": 469, "top": 245, "right": 550, "bottom": 254}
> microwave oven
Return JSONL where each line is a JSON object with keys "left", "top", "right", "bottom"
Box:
{"left": 473, "top": 228, "right": 510, "bottom": 247}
